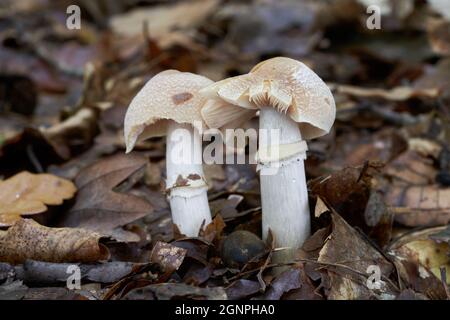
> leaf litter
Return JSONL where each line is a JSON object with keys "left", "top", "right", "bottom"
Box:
{"left": 0, "top": 0, "right": 450, "bottom": 300}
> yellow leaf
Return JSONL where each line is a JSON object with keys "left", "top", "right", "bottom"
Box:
{"left": 0, "top": 171, "right": 76, "bottom": 227}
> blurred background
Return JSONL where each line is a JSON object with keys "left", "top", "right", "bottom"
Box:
{"left": 0, "top": 0, "right": 449, "bottom": 221}
{"left": 0, "top": 0, "right": 450, "bottom": 300}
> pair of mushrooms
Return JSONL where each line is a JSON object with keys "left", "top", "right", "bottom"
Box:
{"left": 124, "top": 57, "right": 335, "bottom": 260}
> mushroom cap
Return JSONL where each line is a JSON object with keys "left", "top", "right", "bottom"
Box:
{"left": 124, "top": 70, "right": 214, "bottom": 153}
{"left": 200, "top": 57, "right": 336, "bottom": 139}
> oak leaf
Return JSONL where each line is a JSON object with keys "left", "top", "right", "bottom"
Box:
{"left": 0, "top": 172, "right": 76, "bottom": 227}
{"left": 58, "top": 154, "right": 153, "bottom": 241}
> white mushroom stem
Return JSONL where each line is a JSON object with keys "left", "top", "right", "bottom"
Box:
{"left": 166, "top": 122, "right": 212, "bottom": 237}
{"left": 258, "top": 107, "right": 310, "bottom": 261}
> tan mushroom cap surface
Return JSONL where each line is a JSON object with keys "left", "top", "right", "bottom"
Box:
{"left": 124, "top": 70, "right": 214, "bottom": 153}
{"left": 200, "top": 57, "right": 336, "bottom": 139}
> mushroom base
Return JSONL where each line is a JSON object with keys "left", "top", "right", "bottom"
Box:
{"left": 166, "top": 122, "right": 212, "bottom": 237}
{"left": 260, "top": 158, "right": 310, "bottom": 264}
{"left": 170, "top": 191, "right": 212, "bottom": 237}
{"left": 259, "top": 107, "right": 311, "bottom": 263}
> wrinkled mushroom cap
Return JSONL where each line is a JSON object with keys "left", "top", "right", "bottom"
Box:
{"left": 124, "top": 70, "right": 214, "bottom": 153}
{"left": 200, "top": 57, "right": 336, "bottom": 139}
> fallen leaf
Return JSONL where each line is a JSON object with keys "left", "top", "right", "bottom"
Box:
{"left": 430, "top": 225, "right": 450, "bottom": 244}
{"left": 384, "top": 150, "right": 437, "bottom": 185}
{"left": 331, "top": 84, "right": 439, "bottom": 101}
{"left": 0, "top": 280, "right": 28, "bottom": 300}
{"left": 218, "top": 0, "right": 324, "bottom": 56}
{"left": 408, "top": 138, "right": 442, "bottom": 159}
{"left": 110, "top": 0, "right": 219, "bottom": 48}
{"left": 388, "top": 227, "right": 450, "bottom": 284}
{"left": 310, "top": 163, "right": 392, "bottom": 245}
{"left": 0, "top": 219, "right": 109, "bottom": 264}
{"left": 122, "top": 282, "right": 227, "bottom": 300}
{"left": 318, "top": 213, "right": 398, "bottom": 300}
{"left": 41, "top": 107, "right": 98, "bottom": 157}
{"left": 364, "top": 190, "right": 394, "bottom": 248}
{"left": 395, "top": 289, "right": 428, "bottom": 300}
{"left": 171, "top": 239, "right": 209, "bottom": 266}
{"left": 427, "top": 18, "right": 450, "bottom": 56}
{"left": 58, "top": 154, "right": 153, "bottom": 241}
{"left": 0, "top": 172, "right": 76, "bottom": 227}
{"left": 23, "top": 287, "right": 88, "bottom": 300}
{"left": 279, "top": 265, "right": 322, "bottom": 300}
{"left": 314, "top": 197, "right": 329, "bottom": 218}
{"left": 15, "top": 260, "right": 152, "bottom": 286}
{"left": 384, "top": 150, "right": 450, "bottom": 227}
{"left": 413, "top": 58, "right": 450, "bottom": 96}
{"left": 387, "top": 227, "right": 449, "bottom": 299}
{"left": 200, "top": 215, "right": 226, "bottom": 242}
{"left": 263, "top": 265, "right": 317, "bottom": 300}
{"left": 0, "top": 48, "right": 70, "bottom": 93}
{"left": 0, "top": 262, "right": 14, "bottom": 282}
{"left": 150, "top": 241, "right": 187, "bottom": 280}
{"left": 183, "top": 262, "right": 213, "bottom": 285}
{"left": 226, "top": 279, "right": 261, "bottom": 300}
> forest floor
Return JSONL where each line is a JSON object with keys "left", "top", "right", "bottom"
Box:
{"left": 0, "top": 0, "right": 450, "bottom": 300}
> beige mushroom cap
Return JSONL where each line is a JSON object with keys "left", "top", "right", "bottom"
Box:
{"left": 124, "top": 70, "right": 214, "bottom": 153}
{"left": 200, "top": 57, "right": 336, "bottom": 139}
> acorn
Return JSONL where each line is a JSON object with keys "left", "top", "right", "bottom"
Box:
{"left": 221, "top": 230, "right": 267, "bottom": 268}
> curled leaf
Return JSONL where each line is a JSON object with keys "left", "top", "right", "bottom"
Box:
{"left": 150, "top": 241, "right": 187, "bottom": 280}
{"left": 0, "top": 219, "right": 109, "bottom": 264}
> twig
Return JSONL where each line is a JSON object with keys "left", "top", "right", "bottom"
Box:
{"left": 295, "top": 258, "right": 400, "bottom": 292}
{"left": 26, "top": 144, "right": 44, "bottom": 173}
{"left": 226, "top": 261, "right": 297, "bottom": 284}
{"left": 439, "top": 266, "right": 450, "bottom": 300}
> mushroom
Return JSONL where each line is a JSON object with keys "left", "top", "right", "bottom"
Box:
{"left": 200, "top": 57, "right": 336, "bottom": 261}
{"left": 124, "top": 70, "right": 216, "bottom": 237}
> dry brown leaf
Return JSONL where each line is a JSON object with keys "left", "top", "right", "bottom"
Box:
{"left": 388, "top": 187, "right": 450, "bottom": 227}
{"left": 387, "top": 227, "right": 449, "bottom": 298}
{"left": 110, "top": 0, "right": 219, "bottom": 48}
{"left": 150, "top": 241, "right": 187, "bottom": 281}
{"left": 200, "top": 215, "right": 226, "bottom": 242}
{"left": 0, "top": 219, "right": 109, "bottom": 264}
{"left": 385, "top": 150, "right": 437, "bottom": 185}
{"left": 41, "top": 108, "right": 97, "bottom": 153}
{"left": 314, "top": 197, "right": 329, "bottom": 218}
{"left": 414, "top": 58, "right": 450, "bottom": 94}
{"left": 263, "top": 265, "right": 319, "bottom": 300}
{"left": 309, "top": 163, "right": 392, "bottom": 241}
{"left": 331, "top": 84, "right": 439, "bottom": 101}
{"left": 427, "top": 18, "right": 450, "bottom": 55}
{"left": 123, "top": 282, "right": 227, "bottom": 300}
{"left": 0, "top": 172, "right": 76, "bottom": 227}
{"left": 408, "top": 138, "right": 442, "bottom": 159}
{"left": 318, "top": 213, "right": 398, "bottom": 300}
{"left": 59, "top": 154, "right": 153, "bottom": 241}
{"left": 384, "top": 150, "right": 450, "bottom": 227}
{"left": 389, "top": 227, "right": 450, "bottom": 283}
